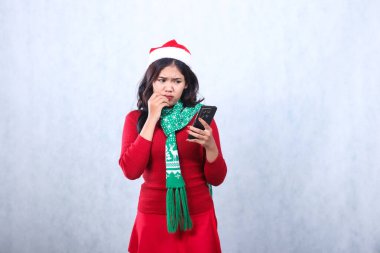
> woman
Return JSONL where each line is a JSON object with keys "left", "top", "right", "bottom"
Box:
{"left": 118, "top": 39, "right": 227, "bottom": 253}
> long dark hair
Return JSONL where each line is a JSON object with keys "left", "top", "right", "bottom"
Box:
{"left": 136, "top": 58, "right": 203, "bottom": 132}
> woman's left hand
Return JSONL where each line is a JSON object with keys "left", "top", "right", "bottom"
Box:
{"left": 187, "top": 118, "right": 219, "bottom": 162}
{"left": 186, "top": 118, "right": 215, "bottom": 149}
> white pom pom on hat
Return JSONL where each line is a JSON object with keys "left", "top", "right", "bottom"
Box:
{"left": 148, "top": 39, "right": 192, "bottom": 67}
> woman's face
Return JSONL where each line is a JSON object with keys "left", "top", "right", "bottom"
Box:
{"left": 152, "top": 64, "right": 187, "bottom": 107}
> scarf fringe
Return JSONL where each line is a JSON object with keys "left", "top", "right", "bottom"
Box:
{"left": 166, "top": 187, "right": 193, "bottom": 233}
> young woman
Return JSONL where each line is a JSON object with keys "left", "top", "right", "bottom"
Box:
{"left": 118, "top": 39, "right": 227, "bottom": 253}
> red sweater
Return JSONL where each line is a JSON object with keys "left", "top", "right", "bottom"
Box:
{"left": 118, "top": 110, "right": 227, "bottom": 215}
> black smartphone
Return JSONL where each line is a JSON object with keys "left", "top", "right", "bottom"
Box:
{"left": 188, "top": 105, "right": 217, "bottom": 139}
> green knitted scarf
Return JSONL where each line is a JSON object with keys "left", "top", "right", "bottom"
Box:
{"left": 160, "top": 100, "right": 202, "bottom": 233}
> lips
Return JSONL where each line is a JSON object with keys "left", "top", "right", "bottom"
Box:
{"left": 164, "top": 96, "right": 174, "bottom": 101}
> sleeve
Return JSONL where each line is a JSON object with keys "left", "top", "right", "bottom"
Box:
{"left": 118, "top": 111, "right": 152, "bottom": 180}
{"left": 203, "top": 119, "right": 227, "bottom": 186}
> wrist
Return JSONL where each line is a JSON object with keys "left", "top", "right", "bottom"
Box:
{"left": 146, "top": 114, "right": 160, "bottom": 124}
{"left": 140, "top": 115, "right": 159, "bottom": 141}
{"left": 204, "top": 140, "right": 218, "bottom": 152}
{"left": 205, "top": 146, "right": 219, "bottom": 163}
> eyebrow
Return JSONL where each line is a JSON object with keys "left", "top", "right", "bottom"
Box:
{"left": 158, "top": 76, "right": 183, "bottom": 80}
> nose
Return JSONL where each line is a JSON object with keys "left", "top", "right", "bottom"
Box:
{"left": 164, "top": 82, "right": 174, "bottom": 92}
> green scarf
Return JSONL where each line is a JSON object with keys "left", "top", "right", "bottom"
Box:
{"left": 160, "top": 100, "right": 202, "bottom": 233}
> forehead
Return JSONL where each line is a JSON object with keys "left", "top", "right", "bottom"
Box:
{"left": 158, "top": 65, "right": 184, "bottom": 78}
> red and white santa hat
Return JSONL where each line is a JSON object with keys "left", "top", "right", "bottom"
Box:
{"left": 148, "top": 39, "right": 192, "bottom": 67}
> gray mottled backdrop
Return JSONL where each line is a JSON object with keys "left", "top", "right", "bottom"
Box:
{"left": 1, "top": 0, "right": 380, "bottom": 252}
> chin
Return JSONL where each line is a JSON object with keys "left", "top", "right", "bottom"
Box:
{"left": 169, "top": 99, "right": 179, "bottom": 106}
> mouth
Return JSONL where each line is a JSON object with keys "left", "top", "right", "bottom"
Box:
{"left": 164, "top": 96, "right": 174, "bottom": 101}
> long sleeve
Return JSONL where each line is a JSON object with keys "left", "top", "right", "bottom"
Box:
{"left": 203, "top": 120, "right": 227, "bottom": 186}
{"left": 118, "top": 111, "right": 152, "bottom": 180}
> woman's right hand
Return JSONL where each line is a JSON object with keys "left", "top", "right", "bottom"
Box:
{"left": 140, "top": 93, "right": 169, "bottom": 141}
{"left": 147, "top": 93, "right": 170, "bottom": 123}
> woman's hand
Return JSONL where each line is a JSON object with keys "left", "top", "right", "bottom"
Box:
{"left": 147, "top": 93, "right": 170, "bottom": 123}
{"left": 140, "top": 93, "right": 169, "bottom": 141}
{"left": 187, "top": 118, "right": 219, "bottom": 162}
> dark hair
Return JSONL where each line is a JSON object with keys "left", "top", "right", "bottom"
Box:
{"left": 136, "top": 58, "right": 203, "bottom": 132}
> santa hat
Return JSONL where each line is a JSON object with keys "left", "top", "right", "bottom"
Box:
{"left": 148, "top": 39, "right": 192, "bottom": 67}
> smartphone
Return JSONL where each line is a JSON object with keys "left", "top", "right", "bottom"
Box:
{"left": 188, "top": 105, "right": 217, "bottom": 139}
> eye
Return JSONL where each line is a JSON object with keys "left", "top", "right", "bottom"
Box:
{"left": 176, "top": 80, "right": 182, "bottom": 84}
{"left": 157, "top": 78, "right": 166, "bottom": 83}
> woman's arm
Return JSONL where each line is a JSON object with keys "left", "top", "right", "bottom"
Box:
{"left": 187, "top": 119, "right": 227, "bottom": 186}
{"left": 118, "top": 111, "right": 152, "bottom": 180}
{"left": 119, "top": 94, "right": 169, "bottom": 180}
{"left": 203, "top": 120, "right": 227, "bottom": 186}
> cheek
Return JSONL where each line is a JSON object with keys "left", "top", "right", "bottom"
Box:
{"left": 180, "top": 86, "right": 187, "bottom": 96}
{"left": 152, "top": 82, "right": 163, "bottom": 93}
{"left": 176, "top": 90, "right": 185, "bottom": 99}
{"left": 175, "top": 84, "right": 186, "bottom": 94}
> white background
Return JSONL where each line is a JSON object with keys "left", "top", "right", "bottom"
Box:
{"left": 1, "top": 0, "right": 380, "bottom": 252}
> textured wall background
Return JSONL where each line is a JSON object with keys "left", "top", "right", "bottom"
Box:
{"left": 1, "top": 0, "right": 380, "bottom": 252}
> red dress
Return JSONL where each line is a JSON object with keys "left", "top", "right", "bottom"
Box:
{"left": 119, "top": 110, "right": 227, "bottom": 253}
